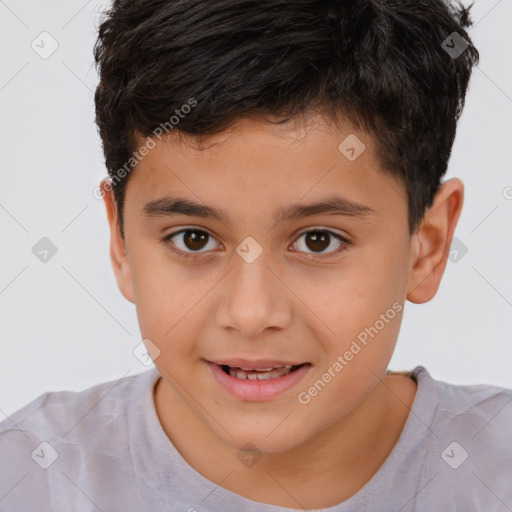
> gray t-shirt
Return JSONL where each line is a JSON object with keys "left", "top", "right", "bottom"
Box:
{"left": 1, "top": 366, "right": 511, "bottom": 511}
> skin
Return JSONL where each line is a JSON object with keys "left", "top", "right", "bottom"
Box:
{"left": 101, "top": 113, "right": 463, "bottom": 509}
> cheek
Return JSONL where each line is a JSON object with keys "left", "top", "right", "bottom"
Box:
{"left": 130, "top": 250, "right": 216, "bottom": 367}
{"left": 308, "top": 248, "right": 407, "bottom": 375}
{"left": 318, "top": 263, "right": 403, "bottom": 333}
{"left": 130, "top": 241, "right": 193, "bottom": 321}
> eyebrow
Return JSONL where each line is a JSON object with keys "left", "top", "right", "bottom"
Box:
{"left": 143, "top": 195, "right": 376, "bottom": 226}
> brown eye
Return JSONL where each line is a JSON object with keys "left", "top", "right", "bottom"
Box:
{"left": 165, "top": 229, "right": 220, "bottom": 256}
{"left": 182, "top": 230, "right": 209, "bottom": 251}
{"left": 304, "top": 231, "right": 330, "bottom": 252}
{"left": 292, "top": 229, "right": 348, "bottom": 256}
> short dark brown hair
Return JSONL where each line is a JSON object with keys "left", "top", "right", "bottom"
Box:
{"left": 94, "top": 0, "right": 479, "bottom": 236}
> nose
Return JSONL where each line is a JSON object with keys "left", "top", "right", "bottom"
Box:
{"left": 214, "top": 249, "right": 292, "bottom": 339}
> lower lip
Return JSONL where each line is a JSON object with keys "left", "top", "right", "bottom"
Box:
{"left": 207, "top": 362, "right": 311, "bottom": 401}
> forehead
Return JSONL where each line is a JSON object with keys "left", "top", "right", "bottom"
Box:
{"left": 125, "top": 115, "right": 407, "bottom": 227}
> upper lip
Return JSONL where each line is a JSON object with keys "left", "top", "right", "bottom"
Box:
{"left": 208, "top": 359, "right": 308, "bottom": 370}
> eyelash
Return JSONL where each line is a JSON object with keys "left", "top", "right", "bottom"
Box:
{"left": 161, "top": 227, "right": 351, "bottom": 260}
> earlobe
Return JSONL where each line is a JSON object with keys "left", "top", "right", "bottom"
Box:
{"left": 406, "top": 178, "right": 464, "bottom": 304}
{"left": 100, "top": 178, "right": 135, "bottom": 304}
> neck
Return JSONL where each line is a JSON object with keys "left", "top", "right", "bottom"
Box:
{"left": 154, "top": 372, "right": 417, "bottom": 509}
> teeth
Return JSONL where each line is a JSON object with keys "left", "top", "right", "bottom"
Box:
{"left": 240, "top": 365, "right": 292, "bottom": 371}
{"left": 227, "top": 366, "right": 295, "bottom": 380}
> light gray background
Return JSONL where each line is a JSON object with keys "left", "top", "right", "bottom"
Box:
{"left": 1, "top": 0, "right": 511, "bottom": 418}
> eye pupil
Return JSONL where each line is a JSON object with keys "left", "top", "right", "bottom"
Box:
{"left": 306, "top": 231, "right": 330, "bottom": 252}
{"left": 184, "top": 230, "right": 208, "bottom": 251}
{"left": 169, "top": 228, "right": 343, "bottom": 258}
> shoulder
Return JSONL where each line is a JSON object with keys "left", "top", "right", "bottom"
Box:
{"left": 0, "top": 369, "right": 159, "bottom": 511}
{"left": 409, "top": 367, "right": 512, "bottom": 510}
{"left": 424, "top": 367, "right": 512, "bottom": 445}
{"left": 0, "top": 369, "right": 155, "bottom": 441}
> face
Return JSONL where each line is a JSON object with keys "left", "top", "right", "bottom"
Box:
{"left": 102, "top": 113, "right": 454, "bottom": 454}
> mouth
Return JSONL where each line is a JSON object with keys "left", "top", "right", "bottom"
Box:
{"left": 206, "top": 360, "right": 311, "bottom": 401}
{"left": 219, "top": 363, "right": 306, "bottom": 380}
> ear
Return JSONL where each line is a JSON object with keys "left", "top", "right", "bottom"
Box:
{"left": 407, "top": 178, "right": 464, "bottom": 304}
{"left": 100, "top": 178, "right": 135, "bottom": 303}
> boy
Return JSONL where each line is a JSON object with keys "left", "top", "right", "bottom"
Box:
{"left": 1, "top": 0, "right": 511, "bottom": 510}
